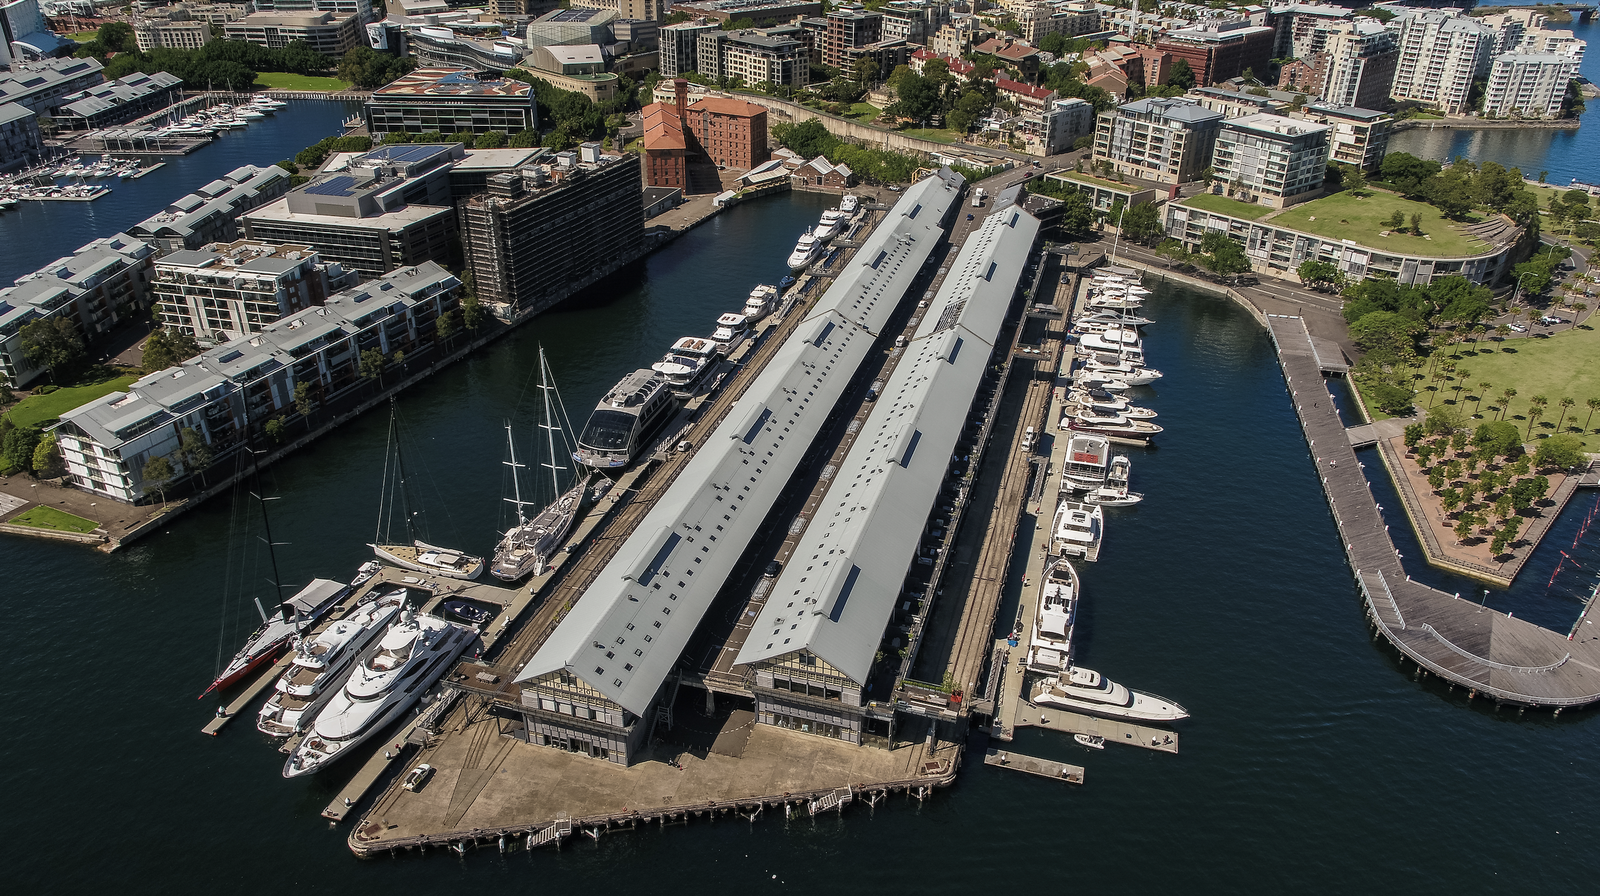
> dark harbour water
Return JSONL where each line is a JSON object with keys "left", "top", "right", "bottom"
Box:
{"left": 2, "top": 104, "right": 1598, "bottom": 893}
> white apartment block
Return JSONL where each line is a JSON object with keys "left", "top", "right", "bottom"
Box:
{"left": 696, "top": 29, "right": 810, "bottom": 88}
{"left": 1482, "top": 52, "right": 1578, "bottom": 119}
{"left": 153, "top": 241, "right": 358, "bottom": 346}
{"left": 880, "top": 0, "right": 951, "bottom": 46}
{"left": 1387, "top": 9, "right": 1494, "bottom": 114}
{"left": 1211, "top": 112, "right": 1330, "bottom": 208}
{"left": 1315, "top": 18, "right": 1397, "bottom": 110}
{"left": 1002, "top": 1, "right": 1100, "bottom": 45}
{"left": 660, "top": 20, "right": 720, "bottom": 77}
{"left": 1270, "top": 2, "right": 1352, "bottom": 59}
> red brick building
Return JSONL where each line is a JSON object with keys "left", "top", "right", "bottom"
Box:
{"left": 641, "top": 100, "right": 687, "bottom": 189}
{"left": 640, "top": 81, "right": 769, "bottom": 190}
{"left": 1154, "top": 24, "right": 1275, "bottom": 87}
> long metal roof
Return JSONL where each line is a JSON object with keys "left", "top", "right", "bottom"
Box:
{"left": 734, "top": 207, "right": 1042, "bottom": 686}
{"left": 514, "top": 170, "right": 965, "bottom": 716}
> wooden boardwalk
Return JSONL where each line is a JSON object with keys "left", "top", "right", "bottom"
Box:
{"left": 1268, "top": 315, "right": 1600, "bottom": 709}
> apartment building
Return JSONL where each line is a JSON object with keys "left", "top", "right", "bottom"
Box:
{"left": 133, "top": 4, "right": 249, "bottom": 51}
{"left": 130, "top": 164, "right": 294, "bottom": 254}
{"left": 0, "top": 101, "right": 42, "bottom": 173}
{"left": 1311, "top": 17, "right": 1397, "bottom": 110}
{"left": 1211, "top": 112, "right": 1329, "bottom": 209}
{"left": 660, "top": 19, "right": 720, "bottom": 76}
{"left": 1482, "top": 52, "right": 1579, "bottom": 119}
{"left": 1387, "top": 9, "right": 1494, "bottom": 114}
{"left": 1154, "top": 21, "right": 1276, "bottom": 86}
{"left": 458, "top": 146, "right": 643, "bottom": 320}
{"left": 1268, "top": 2, "right": 1351, "bottom": 59}
{"left": 153, "top": 241, "right": 358, "bottom": 346}
{"left": 696, "top": 28, "right": 810, "bottom": 88}
{"left": 364, "top": 68, "right": 539, "bottom": 139}
{"left": 1007, "top": 0, "right": 1100, "bottom": 45}
{"left": 223, "top": 11, "right": 362, "bottom": 55}
{"left": 52, "top": 263, "right": 461, "bottom": 504}
{"left": 823, "top": 4, "right": 881, "bottom": 69}
{"left": 1092, "top": 96, "right": 1223, "bottom": 185}
{"left": 1302, "top": 103, "right": 1391, "bottom": 173}
{"left": 879, "top": 0, "right": 951, "bottom": 46}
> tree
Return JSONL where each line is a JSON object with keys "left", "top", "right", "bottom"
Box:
{"left": 1297, "top": 259, "right": 1343, "bottom": 291}
{"left": 1165, "top": 58, "right": 1195, "bottom": 90}
{"left": 20, "top": 317, "right": 86, "bottom": 384}
{"left": 1454, "top": 516, "right": 1474, "bottom": 544}
{"left": 293, "top": 380, "right": 314, "bottom": 419}
{"left": 853, "top": 56, "right": 879, "bottom": 87}
{"left": 509, "top": 128, "right": 540, "bottom": 149}
{"left": 1583, "top": 397, "right": 1600, "bottom": 433}
{"left": 264, "top": 417, "right": 286, "bottom": 444}
{"left": 1380, "top": 152, "right": 1442, "bottom": 198}
{"left": 1527, "top": 394, "right": 1549, "bottom": 436}
{"left": 1155, "top": 238, "right": 1190, "bottom": 268}
{"left": 474, "top": 130, "right": 507, "bottom": 149}
{"left": 1498, "top": 387, "right": 1517, "bottom": 422}
{"left": 1410, "top": 212, "right": 1423, "bottom": 236}
{"left": 462, "top": 294, "right": 484, "bottom": 332}
{"left": 435, "top": 308, "right": 460, "bottom": 344}
{"left": 1553, "top": 396, "right": 1576, "bottom": 432}
{"left": 359, "top": 347, "right": 386, "bottom": 384}
{"left": 1198, "top": 232, "right": 1249, "bottom": 275}
{"left": 1342, "top": 164, "right": 1367, "bottom": 195}
{"left": 339, "top": 45, "right": 415, "bottom": 90}
{"left": 1121, "top": 201, "right": 1163, "bottom": 245}
{"left": 142, "top": 455, "right": 175, "bottom": 505}
{"left": 1473, "top": 420, "right": 1521, "bottom": 459}
{"left": 176, "top": 426, "right": 212, "bottom": 479}
{"left": 1386, "top": 209, "right": 1406, "bottom": 231}
{"left": 1534, "top": 434, "right": 1585, "bottom": 471}
{"left": 141, "top": 327, "right": 202, "bottom": 371}
{"left": 97, "top": 21, "right": 137, "bottom": 53}
{"left": 31, "top": 432, "right": 63, "bottom": 478}
{"left": 1349, "top": 311, "right": 1424, "bottom": 357}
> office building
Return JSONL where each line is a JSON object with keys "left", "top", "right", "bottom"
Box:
{"left": 660, "top": 19, "right": 721, "bottom": 76}
{"left": 1387, "top": 9, "right": 1494, "bottom": 114}
{"left": 1302, "top": 103, "right": 1391, "bottom": 172}
{"left": 52, "top": 263, "right": 462, "bottom": 503}
{"left": 241, "top": 144, "right": 463, "bottom": 278}
{"left": 570, "top": 0, "right": 670, "bottom": 19}
{"left": 223, "top": 12, "right": 363, "bottom": 56}
{"left": 152, "top": 241, "right": 358, "bottom": 346}
{"left": 250, "top": 0, "right": 372, "bottom": 22}
{"left": 130, "top": 164, "right": 295, "bottom": 254}
{"left": 525, "top": 6, "right": 614, "bottom": 47}
{"left": 0, "top": 57, "right": 104, "bottom": 117}
{"left": 0, "top": 234, "right": 156, "bottom": 388}
{"left": 1154, "top": 21, "right": 1275, "bottom": 86}
{"left": 53, "top": 71, "right": 184, "bottom": 131}
{"left": 0, "top": 101, "right": 42, "bottom": 173}
{"left": 365, "top": 68, "right": 539, "bottom": 139}
{"left": 458, "top": 147, "right": 641, "bottom": 320}
{"left": 508, "top": 172, "right": 964, "bottom": 765}
{"left": 824, "top": 4, "right": 881, "bottom": 69}
{"left": 1211, "top": 112, "right": 1329, "bottom": 208}
{"left": 1093, "top": 96, "right": 1223, "bottom": 185}
{"left": 1482, "top": 52, "right": 1579, "bottom": 119}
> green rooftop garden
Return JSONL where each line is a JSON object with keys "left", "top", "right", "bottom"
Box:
{"left": 1267, "top": 190, "right": 1493, "bottom": 257}
{"left": 1181, "top": 192, "right": 1276, "bottom": 221}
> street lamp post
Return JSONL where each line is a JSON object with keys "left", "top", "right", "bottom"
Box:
{"left": 1109, "top": 202, "right": 1128, "bottom": 263}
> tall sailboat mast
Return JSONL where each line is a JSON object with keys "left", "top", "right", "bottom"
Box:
{"left": 538, "top": 347, "right": 568, "bottom": 500}
{"left": 503, "top": 421, "right": 535, "bottom": 527}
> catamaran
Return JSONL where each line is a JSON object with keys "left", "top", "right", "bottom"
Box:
{"left": 1050, "top": 500, "right": 1104, "bottom": 562}
{"left": 574, "top": 368, "right": 678, "bottom": 470}
{"left": 492, "top": 347, "right": 587, "bottom": 581}
{"left": 370, "top": 401, "right": 485, "bottom": 580}
{"left": 282, "top": 607, "right": 474, "bottom": 777}
{"left": 256, "top": 588, "right": 408, "bottom": 737}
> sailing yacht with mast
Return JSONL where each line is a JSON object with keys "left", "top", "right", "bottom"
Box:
{"left": 370, "top": 401, "right": 485, "bottom": 580}
{"left": 492, "top": 348, "right": 588, "bottom": 581}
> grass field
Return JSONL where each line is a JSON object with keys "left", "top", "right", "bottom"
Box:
{"left": 847, "top": 103, "right": 881, "bottom": 123}
{"left": 1431, "top": 324, "right": 1600, "bottom": 447}
{"left": 253, "top": 72, "right": 350, "bottom": 91}
{"left": 4, "top": 375, "right": 137, "bottom": 430}
{"left": 1182, "top": 192, "right": 1276, "bottom": 221}
{"left": 1048, "top": 169, "right": 1147, "bottom": 194}
{"left": 1270, "top": 190, "right": 1491, "bottom": 257}
{"left": 899, "top": 127, "right": 960, "bottom": 144}
{"left": 8, "top": 506, "right": 98, "bottom": 533}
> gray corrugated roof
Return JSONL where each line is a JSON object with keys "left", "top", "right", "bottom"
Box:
{"left": 515, "top": 171, "right": 965, "bottom": 715}
{"left": 734, "top": 207, "right": 1041, "bottom": 685}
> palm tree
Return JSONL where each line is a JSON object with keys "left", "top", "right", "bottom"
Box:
{"left": 1573, "top": 302, "right": 1589, "bottom": 329}
{"left": 1499, "top": 387, "right": 1518, "bottom": 421}
{"left": 1496, "top": 323, "right": 1512, "bottom": 342}
{"left": 1527, "top": 395, "right": 1548, "bottom": 436}
{"left": 1584, "top": 397, "right": 1600, "bottom": 433}
{"left": 1475, "top": 381, "right": 1492, "bottom": 418}
{"left": 1555, "top": 396, "right": 1576, "bottom": 432}
{"left": 1451, "top": 366, "right": 1470, "bottom": 405}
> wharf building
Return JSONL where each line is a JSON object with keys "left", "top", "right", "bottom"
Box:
{"left": 0, "top": 234, "right": 156, "bottom": 388}
{"left": 507, "top": 170, "right": 966, "bottom": 765}
{"left": 52, "top": 263, "right": 461, "bottom": 503}
{"left": 1209, "top": 112, "right": 1329, "bottom": 210}
{"left": 364, "top": 67, "right": 539, "bottom": 140}
{"left": 223, "top": 11, "right": 363, "bottom": 56}
{"left": 458, "top": 144, "right": 643, "bottom": 321}
{"left": 0, "top": 57, "right": 104, "bottom": 117}
{"left": 1386, "top": 9, "right": 1494, "bottom": 115}
{"left": 128, "top": 163, "right": 294, "bottom": 254}
{"left": 639, "top": 79, "right": 769, "bottom": 188}
{"left": 1165, "top": 198, "right": 1522, "bottom": 287}
{"left": 53, "top": 71, "right": 183, "bottom": 131}
{"left": 1152, "top": 21, "right": 1276, "bottom": 87}
{"left": 1092, "top": 96, "right": 1223, "bottom": 186}
{"left": 152, "top": 241, "right": 358, "bottom": 346}
{"left": 241, "top": 143, "right": 463, "bottom": 279}
{"left": 735, "top": 205, "right": 1042, "bottom": 747}
{"left": 0, "top": 100, "right": 43, "bottom": 173}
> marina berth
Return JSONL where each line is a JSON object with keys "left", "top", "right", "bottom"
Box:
{"left": 513, "top": 170, "right": 966, "bottom": 765}
{"left": 283, "top": 607, "right": 474, "bottom": 777}
{"left": 1032, "top": 666, "right": 1189, "bottom": 722}
{"left": 1050, "top": 500, "right": 1103, "bottom": 562}
{"left": 256, "top": 589, "right": 408, "bottom": 737}
{"left": 1026, "top": 558, "right": 1079, "bottom": 673}
{"left": 203, "top": 578, "right": 350, "bottom": 697}
{"left": 573, "top": 368, "right": 677, "bottom": 471}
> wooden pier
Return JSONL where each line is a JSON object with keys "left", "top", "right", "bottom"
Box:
{"left": 1268, "top": 314, "right": 1600, "bottom": 709}
{"left": 983, "top": 747, "right": 1084, "bottom": 784}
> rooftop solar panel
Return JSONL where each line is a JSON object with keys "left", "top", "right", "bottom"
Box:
{"left": 302, "top": 175, "right": 357, "bottom": 197}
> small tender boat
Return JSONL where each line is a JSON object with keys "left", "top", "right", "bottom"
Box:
{"left": 1084, "top": 454, "right": 1143, "bottom": 506}
{"left": 1033, "top": 666, "right": 1189, "bottom": 722}
{"left": 349, "top": 560, "right": 382, "bottom": 593}
{"left": 1074, "top": 733, "right": 1106, "bottom": 749}
{"left": 443, "top": 599, "right": 492, "bottom": 625}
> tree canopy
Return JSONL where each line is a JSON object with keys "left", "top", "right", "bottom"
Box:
{"left": 20, "top": 317, "right": 86, "bottom": 384}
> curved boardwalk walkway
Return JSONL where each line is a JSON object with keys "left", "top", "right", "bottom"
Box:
{"left": 1269, "top": 314, "right": 1600, "bottom": 710}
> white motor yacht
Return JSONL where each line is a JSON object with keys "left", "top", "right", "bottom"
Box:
{"left": 1078, "top": 310, "right": 1153, "bottom": 328}
{"left": 1084, "top": 454, "right": 1142, "bottom": 507}
{"left": 813, "top": 208, "right": 845, "bottom": 242}
{"left": 1068, "top": 388, "right": 1158, "bottom": 419}
{"left": 256, "top": 588, "right": 408, "bottom": 737}
{"left": 744, "top": 284, "right": 778, "bottom": 321}
{"left": 574, "top": 368, "right": 678, "bottom": 470}
{"left": 840, "top": 194, "right": 859, "bottom": 215}
{"left": 1081, "top": 357, "right": 1161, "bottom": 386}
{"left": 1032, "top": 666, "right": 1188, "bottom": 722}
{"left": 652, "top": 336, "right": 722, "bottom": 398}
{"left": 1078, "top": 328, "right": 1142, "bottom": 356}
{"left": 1050, "top": 500, "right": 1103, "bottom": 561}
{"left": 1026, "top": 558, "right": 1079, "bottom": 673}
{"left": 787, "top": 228, "right": 822, "bottom": 270}
{"left": 1067, "top": 408, "right": 1164, "bottom": 441}
{"left": 710, "top": 312, "right": 752, "bottom": 356}
{"left": 283, "top": 608, "right": 474, "bottom": 777}
{"left": 1059, "top": 433, "right": 1111, "bottom": 492}
{"left": 372, "top": 539, "right": 485, "bottom": 580}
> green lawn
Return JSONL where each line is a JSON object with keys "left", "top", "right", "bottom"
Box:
{"left": 1270, "top": 190, "right": 1491, "bottom": 258}
{"left": 1049, "top": 170, "right": 1143, "bottom": 194}
{"left": 899, "top": 128, "right": 960, "bottom": 144}
{"left": 253, "top": 72, "right": 350, "bottom": 91}
{"left": 1433, "top": 324, "right": 1600, "bottom": 448}
{"left": 8, "top": 506, "right": 98, "bottom": 533}
{"left": 1182, "top": 192, "right": 1276, "bottom": 221}
{"left": 4, "top": 375, "right": 137, "bottom": 430}
{"left": 848, "top": 102, "right": 882, "bottom": 123}
{"left": 63, "top": 30, "right": 100, "bottom": 42}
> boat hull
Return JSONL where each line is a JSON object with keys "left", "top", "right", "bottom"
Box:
{"left": 1034, "top": 684, "right": 1188, "bottom": 722}
{"left": 372, "top": 540, "right": 484, "bottom": 580}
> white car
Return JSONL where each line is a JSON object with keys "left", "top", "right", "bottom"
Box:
{"left": 1508, "top": 323, "right": 1528, "bottom": 332}
{"left": 404, "top": 764, "right": 434, "bottom": 791}
{"left": 1539, "top": 316, "right": 1565, "bottom": 325}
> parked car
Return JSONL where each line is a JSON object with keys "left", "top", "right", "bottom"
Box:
{"left": 404, "top": 764, "right": 434, "bottom": 791}
{"left": 1508, "top": 323, "right": 1528, "bottom": 332}
{"left": 1539, "top": 315, "right": 1565, "bottom": 325}
{"left": 763, "top": 560, "right": 783, "bottom": 577}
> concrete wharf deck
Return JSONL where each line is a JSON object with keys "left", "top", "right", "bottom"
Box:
{"left": 1269, "top": 314, "right": 1600, "bottom": 709}
{"left": 983, "top": 747, "right": 1084, "bottom": 784}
